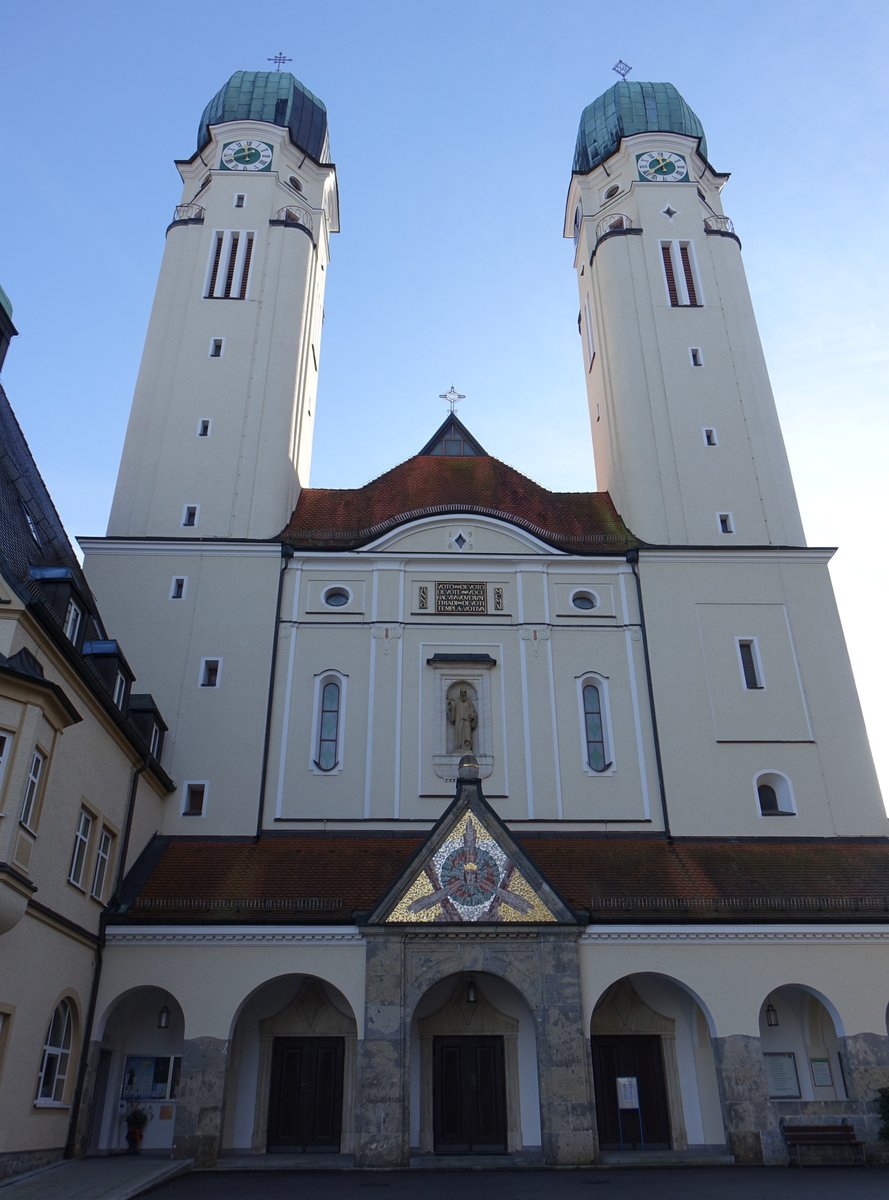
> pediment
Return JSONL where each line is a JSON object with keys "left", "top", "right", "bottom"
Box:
{"left": 365, "top": 514, "right": 557, "bottom": 555}
{"left": 369, "top": 780, "right": 578, "bottom": 926}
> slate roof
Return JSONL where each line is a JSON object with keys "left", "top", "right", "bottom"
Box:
{"left": 115, "top": 833, "right": 889, "bottom": 925}
{"left": 281, "top": 453, "right": 637, "bottom": 554}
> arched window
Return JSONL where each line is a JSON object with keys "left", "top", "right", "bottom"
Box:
{"left": 312, "top": 672, "right": 346, "bottom": 773}
{"left": 577, "top": 674, "right": 613, "bottom": 774}
{"left": 756, "top": 771, "right": 795, "bottom": 816}
{"left": 36, "top": 999, "right": 74, "bottom": 1104}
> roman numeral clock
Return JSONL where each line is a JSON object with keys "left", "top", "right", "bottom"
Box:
{"left": 220, "top": 139, "right": 274, "bottom": 171}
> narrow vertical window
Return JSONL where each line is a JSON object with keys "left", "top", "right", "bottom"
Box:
{"left": 234, "top": 193, "right": 246, "bottom": 208}
{"left": 63, "top": 599, "right": 82, "bottom": 644}
{"left": 36, "top": 1000, "right": 73, "bottom": 1104}
{"left": 690, "top": 347, "right": 703, "bottom": 366}
{"left": 583, "top": 683, "right": 606, "bottom": 772}
{"left": 718, "top": 512, "right": 734, "bottom": 534}
{"left": 182, "top": 505, "right": 198, "bottom": 527}
{"left": 170, "top": 576, "right": 186, "bottom": 599}
{"left": 149, "top": 724, "right": 161, "bottom": 759}
{"left": 20, "top": 749, "right": 45, "bottom": 829}
{"left": 737, "top": 639, "right": 764, "bottom": 689}
{"left": 679, "top": 244, "right": 699, "bottom": 305}
{"left": 703, "top": 427, "right": 717, "bottom": 447}
{"left": 315, "top": 680, "right": 341, "bottom": 771}
{"left": 197, "top": 419, "right": 211, "bottom": 437}
{"left": 0, "top": 730, "right": 10, "bottom": 792}
{"left": 200, "top": 658, "right": 221, "bottom": 687}
{"left": 223, "top": 232, "right": 240, "bottom": 296}
{"left": 209, "top": 339, "right": 223, "bottom": 358}
{"left": 69, "top": 809, "right": 93, "bottom": 887}
{"left": 112, "top": 671, "right": 127, "bottom": 709}
{"left": 661, "top": 242, "right": 679, "bottom": 306}
{"left": 583, "top": 293, "right": 596, "bottom": 367}
{"left": 183, "top": 783, "right": 206, "bottom": 816}
{"left": 91, "top": 828, "right": 113, "bottom": 900}
{"left": 207, "top": 231, "right": 225, "bottom": 295}
{"left": 238, "top": 233, "right": 254, "bottom": 299}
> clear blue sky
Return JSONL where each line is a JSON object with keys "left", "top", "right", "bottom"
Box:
{"left": 2, "top": 0, "right": 888, "bottom": 806}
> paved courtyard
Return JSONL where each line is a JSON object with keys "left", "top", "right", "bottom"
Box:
{"left": 143, "top": 1167, "right": 889, "bottom": 1200}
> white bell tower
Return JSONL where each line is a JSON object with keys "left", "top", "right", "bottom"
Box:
{"left": 107, "top": 70, "right": 339, "bottom": 540}
{"left": 565, "top": 81, "right": 804, "bottom": 548}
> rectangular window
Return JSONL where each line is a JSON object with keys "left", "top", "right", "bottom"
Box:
{"left": 170, "top": 576, "right": 186, "bottom": 599}
{"left": 112, "top": 671, "right": 127, "bottom": 710}
{"left": 91, "top": 828, "right": 113, "bottom": 900}
{"left": 200, "top": 658, "right": 221, "bottom": 688}
{"left": 209, "top": 339, "right": 223, "bottom": 359}
{"left": 69, "top": 808, "right": 93, "bottom": 887}
{"left": 205, "top": 229, "right": 255, "bottom": 299}
{"left": 149, "top": 723, "right": 161, "bottom": 758}
{"left": 182, "top": 505, "right": 198, "bottom": 527}
{"left": 738, "top": 638, "right": 764, "bottom": 689}
{"left": 197, "top": 418, "right": 211, "bottom": 436}
{"left": 661, "top": 241, "right": 702, "bottom": 307}
{"left": 183, "top": 783, "right": 206, "bottom": 816}
{"left": 0, "top": 730, "right": 11, "bottom": 795}
{"left": 718, "top": 512, "right": 734, "bottom": 534}
{"left": 690, "top": 347, "right": 703, "bottom": 366}
{"left": 20, "top": 749, "right": 45, "bottom": 829}
{"left": 703, "top": 427, "right": 717, "bottom": 446}
{"left": 234, "top": 194, "right": 245, "bottom": 209}
{"left": 63, "top": 599, "right": 82, "bottom": 644}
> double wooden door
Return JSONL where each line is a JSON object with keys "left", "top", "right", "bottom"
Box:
{"left": 267, "top": 1037, "right": 344, "bottom": 1152}
{"left": 433, "top": 1035, "right": 507, "bottom": 1154}
{"left": 590, "top": 1034, "right": 671, "bottom": 1150}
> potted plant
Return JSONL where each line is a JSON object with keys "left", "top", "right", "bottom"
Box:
{"left": 125, "top": 1105, "right": 150, "bottom": 1153}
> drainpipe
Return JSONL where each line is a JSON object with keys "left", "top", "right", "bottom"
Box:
{"left": 626, "top": 549, "right": 672, "bottom": 842}
{"left": 65, "top": 750, "right": 147, "bottom": 1159}
{"left": 256, "top": 545, "right": 293, "bottom": 839}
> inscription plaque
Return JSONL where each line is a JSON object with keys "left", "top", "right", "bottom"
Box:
{"left": 435, "top": 582, "right": 487, "bottom": 614}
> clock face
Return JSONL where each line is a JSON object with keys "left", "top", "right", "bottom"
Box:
{"left": 220, "top": 140, "right": 273, "bottom": 172}
{"left": 636, "top": 151, "right": 689, "bottom": 182}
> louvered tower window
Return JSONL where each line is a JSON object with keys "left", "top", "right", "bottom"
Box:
{"left": 205, "top": 230, "right": 255, "bottom": 299}
{"left": 660, "top": 241, "right": 702, "bottom": 307}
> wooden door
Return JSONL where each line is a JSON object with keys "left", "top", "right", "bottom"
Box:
{"left": 267, "top": 1037, "right": 344, "bottom": 1152}
{"left": 433, "top": 1035, "right": 507, "bottom": 1154}
{"left": 590, "top": 1035, "right": 671, "bottom": 1150}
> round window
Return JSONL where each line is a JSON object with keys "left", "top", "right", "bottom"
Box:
{"left": 604, "top": 184, "right": 619, "bottom": 200}
{"left": 289, "top": 175, "right": 303, "bottom": 193}
{"left": 324, "top": 588, "right": 350, "bottom": 608}
{"left": 572, "top": 591, "right": 598, "bottom": 611}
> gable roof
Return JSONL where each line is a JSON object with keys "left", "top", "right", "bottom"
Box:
{"left": 417, "top": 413, "right": 487, "bottom": 457}
{"left": 114, "top": 832, "right": 889, "bottom": 926}
{"left": 281, "top": 451, "right": 637, "bottom": 553}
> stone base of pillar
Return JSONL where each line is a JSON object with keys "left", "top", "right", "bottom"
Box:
{"left": 172, "top": 1036, "right": 229, "bottom": 1167}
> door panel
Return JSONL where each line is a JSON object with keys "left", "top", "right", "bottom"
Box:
{"left": 590, "top": 1035, "right": 670, "bottom": 1150}
{"left": 268, "top": 1037, "right": 344, "bottom": 1152}
{"left": 433, "top": 1035, "right": 507, "bottom": 1154}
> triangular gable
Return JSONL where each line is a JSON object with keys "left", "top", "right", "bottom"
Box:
{"left": 369, "top": 779, "right": 579, "bottom": 925}
{"left": 417, "top": 414, "right": 487, "bottom": 458}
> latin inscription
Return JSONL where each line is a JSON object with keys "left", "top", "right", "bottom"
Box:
{"left": 435, "top": 582, "right": 487, "bottom": 614}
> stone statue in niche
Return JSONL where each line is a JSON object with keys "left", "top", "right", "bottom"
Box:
{"left": 447, "top": 682, "right": 478, "bottom": 753}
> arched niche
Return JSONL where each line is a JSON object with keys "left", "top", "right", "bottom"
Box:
{"left": 759, "top": 985, "right": 846, "bottom": 1102}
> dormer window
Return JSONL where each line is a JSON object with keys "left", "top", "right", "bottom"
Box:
{"left": 63, "top": 600, "right": 82, "bottom": 644}
{"left": 112, "top": 671, "right": 127, "bottom": 710}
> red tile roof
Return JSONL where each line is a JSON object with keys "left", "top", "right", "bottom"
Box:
{"left": 280, "top": 454, "right": 637, "bottom": 553}
{"left": 117, "top": 834, "right": 889, "bottom": 925}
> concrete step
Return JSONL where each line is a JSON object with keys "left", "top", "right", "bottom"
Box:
{"left": 597, "top": 1147, "right": 735, "bottom": 1168}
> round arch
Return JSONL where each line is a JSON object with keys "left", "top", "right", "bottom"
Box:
{"left": 759, "top": 983, "right": 847, "bottom": 1102}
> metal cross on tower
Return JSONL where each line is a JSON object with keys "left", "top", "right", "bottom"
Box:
{"left": 267, "top": 51, "right": 292, "bottom": 71}
{"left": 439, "top": 385, "right": 466, "bottom": 414}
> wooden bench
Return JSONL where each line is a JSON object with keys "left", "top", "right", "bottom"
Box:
{"left": 780, "top": 1119, "right": 866, "bottom": 1166}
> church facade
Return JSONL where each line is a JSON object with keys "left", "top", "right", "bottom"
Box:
{"left": 2, "top": 69, "right": 889, "bottom": 1176}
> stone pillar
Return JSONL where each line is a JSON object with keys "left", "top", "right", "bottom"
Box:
{"left": 354, "top": 935, "right": 409, "bottom": 1167}
{"left": 536, "top": 934, "right": 596, "bottom": 1165}
{"left": 172, "top": 1036, "right": 229, "bottom": 1166}
{"left": 713, "top": 1034, "right": 783, "bottom": 1164}
{"left": 842, "top": 1032, "right": 889, "bottom": 1151}
{"left": 72, "top": 1040, "right": 102, "bottom": 1157}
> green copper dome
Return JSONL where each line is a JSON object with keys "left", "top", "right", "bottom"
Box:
{"left": 573, "top": 81, "right": 706, "bottom": 173}
{"left": 198, "top": 70, "right": 329, "bottom": 163}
